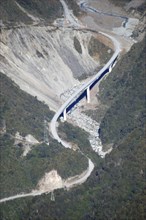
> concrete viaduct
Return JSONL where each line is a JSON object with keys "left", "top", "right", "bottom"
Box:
{"left": 50, "top": 32, "right": 121, "bottom": 148}
{"left": 60, "top": 55, "right": 117, "bottom": 121}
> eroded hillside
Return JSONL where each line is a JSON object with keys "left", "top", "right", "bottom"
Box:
{"left": 1, "top": 25, "right": 112, "bottom": 110}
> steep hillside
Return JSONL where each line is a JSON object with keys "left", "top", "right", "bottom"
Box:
{"left": 0, "top": 0, "right": 63, "bottom": 26}
{"left": 0, "top": 0, "right": 145, "bottom": 219}
{"left": 0, "top": 73, "right": 53, "bottom": 138}
{"left": 16, "top": 0, "right": 63, "bottom": 21}
{"left": 0, "top": 26, "right": 112, "bottom": 110}
{"left": 0, "top": 0, "right": 81, "bottom": 27}
{"left": 1, "top": 33, "right": 145, "bottom": 220}
{"left": 99, "top": 36, "right": 146, "bottom": 147}
{"left": 0, "top": 73, "right": 88, "bottom": 198}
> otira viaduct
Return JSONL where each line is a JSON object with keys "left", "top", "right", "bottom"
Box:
{"left": 60, "top": 55, "right": 118, "bottom": 121}
{"left": 50, "top": 32, "right": 121, "bottom": 148}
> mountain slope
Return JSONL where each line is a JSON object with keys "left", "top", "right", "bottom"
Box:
{"left": 0, "top": 0, "right": 145, "bottom": 219}
{"left": 0, "top": 0, "right": 63, "bottom": 26}
{"left": 0, "top": 0, "right": 81, "bottom": 26}
{"left": 0, "top": 25, "right": 111, "bottom": 110}
{"left": 0, "top": 73, "right": 88, "bottom": 198}
{"left": 1, "top": 37, "right": 145, "bottom": 219}
{"left": 99, "top": 36, "right": 146, "bottom": 146}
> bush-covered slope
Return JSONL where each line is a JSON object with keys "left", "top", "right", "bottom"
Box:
{"left": 88, "top": 36, "right": 113, "bottom": 65}
{"left": 1, "top": 120, "right": 145, "bottom": 220}
{"left": 0, "top": 0, "right": 81, "bottom": 26}
{"left": 0, "top": 0, "right": 32, "bottom": 25}
{"left": 0, "top": 0, "right": 63, "bottom": 25}
{"left": 16, "top": 0, "right": 63, "bottom": 21}
{"left": 99, "top": 36, "right": 146, "bottom": 146}
{"left": 0, "top": 73, "right": 88, "bottom": 198}
{"left": 0, "top": 72, "right": 54, "bottom": 139}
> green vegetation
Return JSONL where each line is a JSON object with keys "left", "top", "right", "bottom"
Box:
{"left": 0, "top": 0, "right": 32, "bottom": 25}
{"left": 74, "top": 36, "right": 82, "bottom": 54}
{"left": 1, "top": 33, "right": 145, "bottom": 220}
{"left": 59, "top": 121, "right": 101, "bottom": 164}
{"left": 0, "top": 72, "right": 54, "bottom": 140}
{"left": 77, "top": 35, "right": 113, "bottom": 81}
{"left": 0, "top": 73, "right": 88, "bottom": 198}
{"left": 0, "top": 1, "right": 145, "bottom": 218}
{"left": 99, "top": 37, "right": 146, "bottom": 146}
{"left": 1, "top": 125, "right": 145, "bottom": 219}
{"left": 88, "top": 36, "right": 113, "bottom": 64}
{"left": 0, "top": 136, "right": 87, "bottom": 198}
{"left": 17, "top": 0, "right": 63, "bottom": 21}
{"left": 0, "top": 0, "right": 63, "bottom": 26}
{"left": 0, "top": 0, "right": 82, "bottom": 26}
{"left": 84, "top": 103, "right": 109, "bottom": 123}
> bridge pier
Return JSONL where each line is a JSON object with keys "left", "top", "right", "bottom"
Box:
{"left": 109, "top": 65, "right": 112, "bottom": 73}
{"left": 87, "top": 86, "right": 90, "bottom": 103}
{"left": 112, "top": 60, "right": 117, "bottom": 68}
{"left": 63, "top": 108, "right": 67, "bottom": 121}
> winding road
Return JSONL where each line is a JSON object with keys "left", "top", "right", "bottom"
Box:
{"left": 0, "top": 0, "right": 122, "bottom": 204}
{"left": 50, "top": 32, "right": 121, "bottom": 146}
{"left": 49, "top": 31, "right": 121, "bottom": 189}
{"left": 49, "top": 0, "right": 121, "bottom": 190}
